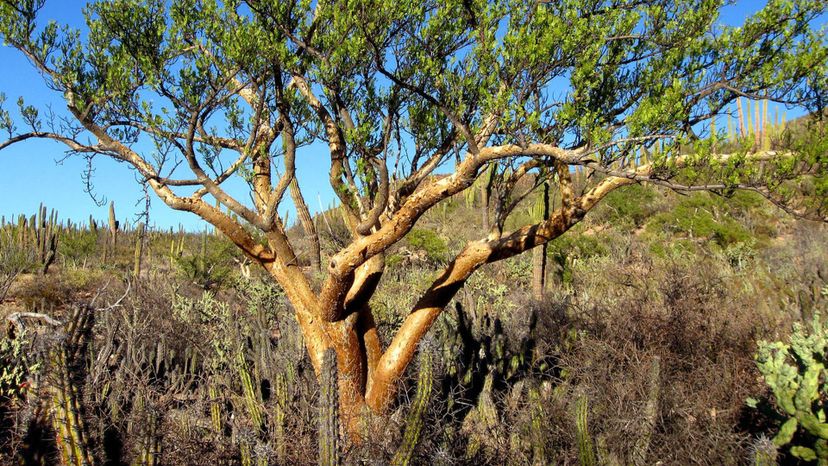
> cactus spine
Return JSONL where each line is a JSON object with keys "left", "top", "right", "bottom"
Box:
{"left": 575, "top": 394, "right": 596, "bottom": 466}
{"left": 751, "top": 436, "right": 778, "bottom": 466}
{"left": 318, "top": 348, "right": 340, "bottom": 466}
{"left": 392, "top": 349, "right": 434, "bottom": 466}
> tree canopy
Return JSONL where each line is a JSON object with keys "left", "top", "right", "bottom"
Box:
{"left": 1, "top": 0, "right": 826, "bottom": 434}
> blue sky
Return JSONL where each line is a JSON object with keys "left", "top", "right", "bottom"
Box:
{"left": 0, "top": 1, "right": 820, "bottom": 231}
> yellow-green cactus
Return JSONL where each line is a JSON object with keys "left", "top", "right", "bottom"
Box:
{"left": 753, "top": 313, "right": 828, "bottom": 464}
{"left": 392, "top": 349, "right": 434, "bottom": 466}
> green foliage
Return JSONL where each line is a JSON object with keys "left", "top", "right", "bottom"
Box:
{"left": 546, "top": 232, "right": 609, "bottom": 286}
{"left": 174, "top": 235, "right": 236, "bottom": 289}
{"left": 752, "top": 313, "right": 828, "bottom": 463}
{"left": 405, "top": 228, "right": 449, "bottom": 264}
{"left": 58, "top": 230, "right": 97, "bottom": 266}
{"left": 646, "top": 193, "right": 759, "bottom": 248}
{"left": 598, "top": 184, "right": 660, "bottom": 229}
{"left": 0, "top": 328, "right": 39, "bottom": 398}
{"left": 0, "top": 231, "right": 35, "bottom": 301}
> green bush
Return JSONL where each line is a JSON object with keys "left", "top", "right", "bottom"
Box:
{"left": 0, "top": 234, "right": 35, "bottom": 301}
{"left": 406, "top": 228, "right": 449, "bottom": 264}
{"left": 0, "top": 328, "right": 39, "bottom": 398}
{"left": 174, "top": 236, "right": 237, "bottom": 290}
{"left": 750, "top": 313, "right": 828, "bottom": 463}
{"left": 59, "top": 231, "right": 98, "bottom": 266}
{"left": 598, "top": 183, "right": 660, "bottom": 228}
{"left": 646, "top": 194, "right": 756, "bottom": 248}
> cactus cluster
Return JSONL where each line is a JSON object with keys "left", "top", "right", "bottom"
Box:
{"left": 7, "top": 203, "right": 59, "bottom": 274}
{"left": 752, "top": 312, "right": 828, "bottom": 463}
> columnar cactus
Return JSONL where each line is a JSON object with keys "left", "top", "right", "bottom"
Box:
{"left": 134, "top": 407, "right": 160, "bottom": 466}
{"left": 133, "top": 223, "right": 145, "bottom": 280}
{"left": 528, "top": 385, "right": 547, "bottom": 466}
{"left": 273, "top": 372, "right": 288, "bottom": 464}
{"left": 575, "top": 394, "right": 596, "bottom": 466}
{"left": 49, "top": 345, "right": 95, "bottom": 466}
{"left": 632, "top": 357, "right": 661, "bottom": 466}
{"left": 753, "top": 313, "right": 828, "bottom": 464}
{"left": 318, "top": 348, "right": 340, "bottom": 466}
{"left": 108, "top": 201, "right": 119, "bottom": 249}
{"left": 392, "top": 349, "right": 434, "bottom": 466}
{"left": 48, "top": 306, "right": 95, "bottom": 466}
{"left": 34, "top": 203, "right": 58, "bottom": 274}
{"left": 236, "top": 351, "right": 263, "bottom": 431}
{"left": 209, "top": 383, "right": 222, "bottom": 434}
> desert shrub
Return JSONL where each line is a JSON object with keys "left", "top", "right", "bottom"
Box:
{"left": 0, "top": 234, "right": 35, "bottom": 302}
{"left": 58, "top": 230, "right": 98, "bottom": 267}
{"left": 405, "top": 228, "right": 449, "bottom": 264}
{"left": 646, "top": 194, "right": 757, "bottom": 248}
{"left": 174, "top": 236, "right": 237, "bottom": 289}
{"left": 14, "top": 274, "right": 74, "bottom": 311}
{"left": 596, "top": 183, "right": 661, "bottom": 229}
{"left": 0, "top": 328, "right": 38, "bottom": 399}
{"left": 546, "top": 232, "right": 610, "bottom": 286}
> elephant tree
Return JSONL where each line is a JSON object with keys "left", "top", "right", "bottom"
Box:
{"left": 1, "top": 0, "right": 826, "bottom": 437}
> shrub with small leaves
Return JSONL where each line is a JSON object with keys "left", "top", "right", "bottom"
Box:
{"left": 0, "top": 328, "right": 39, "bottom": 398}
{"left": 751, "top": 313, "right": 828, "bottom": 463}
{"left": 0, "top": 233, "right": 35, "bottom": 302}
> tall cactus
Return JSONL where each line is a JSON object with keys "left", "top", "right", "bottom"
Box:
{"left": 289, "top": 178, "right": 322, "bottom": 273}
{"left": 236, "top": 351, "right": 263, "bottom": 432}
{"left": 209, "top": 383, "right": 222, "bottom": 434}
{"left": 50, "top": 345, "right": 95, "bottom": 466}
{"left": 273, "top": 372, "right": 288, "bottom": 464}
{"left": 531, "top": 181, "right": 550, "bottom": 300}
{"left": 528, "top": 385, "right": 547, "bottom": 466}
{"left": 632, "top": 357, "right": 661, "bottom": 465}
{"left": 48, "top": 306, "right": 95, "bottom": 466}
{"left": 34, "top": 203, "right": 58, "bottom": 274}
{"left": 133, "top": 223, "right": 145, "bottom": 280}
{"left": 575, "top": 394, "right": 596, "bottom": 466}
{"left": 392, "top": 349, "right": 434, "bottom": 466}
{"left": 108, "top": 201, "right": 119, "bottom": 251}
{"left": 318, "top": 348, "right": 340, "bottom": 466}
{"left": 133, "top": 406, "right": 160, "bottom": 466}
